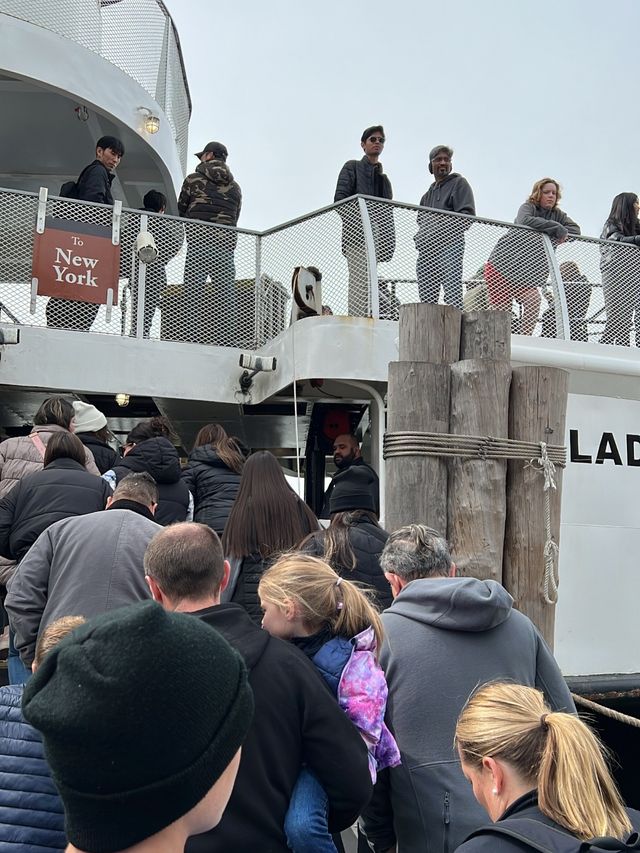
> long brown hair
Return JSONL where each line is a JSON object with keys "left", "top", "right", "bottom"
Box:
{"left": 43, "top": 431, "right": 87, "bottom": 467}
{"left": 455, "top": 682, "right": 632, "bottom": 841}
{"left": 222, "top": 451, "right": 318, "bottom": 559}
{"left": 259, "top": 553, "right": 383, "bottom": 650}
{"left": 193, "top": 423, "right": 244, "bottom": 474}
{"left": 309, "top": 510, "right": 381, "bottom": 572}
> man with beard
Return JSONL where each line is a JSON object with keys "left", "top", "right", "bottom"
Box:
{"left": 321, "top": 433, "right": 379, "bottom": 519}
{"left": 414, "top": 145, "right": 475, "bottom": 310}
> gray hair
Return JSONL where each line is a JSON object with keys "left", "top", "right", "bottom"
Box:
{"left": 113, "top": 471, "right": 159, "bottom": 507}
{"left": 380, "top": 524, "right": 451, "bottom": 581}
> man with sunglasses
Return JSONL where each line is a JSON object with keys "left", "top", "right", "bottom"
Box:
{"left": 334, "top": 126, "right": 395, "bottom": 315}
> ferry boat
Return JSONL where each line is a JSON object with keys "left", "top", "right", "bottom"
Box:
{"left": 1, "top": 0, "right": 639, "bottom": 783}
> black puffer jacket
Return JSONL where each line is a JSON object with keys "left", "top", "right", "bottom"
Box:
{"left": 302, "top": 517, "right": 392, "bottom": 610}
{"left": 110, "top": 437, "right": 190, "bottom": 526}
{"left": 0, "top": 458, "right": 112, "bottom": 562}
{"left": 229, "top": 553, "right": 271, "bottom": 625}
{"left": 76, "top": 433, "right": 118, "bottom": 475}
{"left": 334, "top": 156, "right": 395, "bottom": 261}
{"left": 181, "top": 446, "right": 241, "bottom": 536}
{"left": 75, "top": 160, "right": 115, "bottom": 205}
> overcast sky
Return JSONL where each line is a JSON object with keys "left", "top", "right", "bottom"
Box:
{"left": 166, "top": 0, "right": 638, "bottom": 238}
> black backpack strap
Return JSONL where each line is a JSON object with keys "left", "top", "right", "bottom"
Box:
{"left": 467, "top": 819, "right": 639, "bottom": 853}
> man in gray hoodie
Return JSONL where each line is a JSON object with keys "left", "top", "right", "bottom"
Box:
{"left": 414, "top": 145, "right": 475, "bottom": 310}
{"left": 360, "top": 524, "right": 574, "bottom": 853}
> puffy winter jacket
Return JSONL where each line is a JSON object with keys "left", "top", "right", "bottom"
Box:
{"left": 0, "top": 458, "right": 112, "bottom": 562}
{"left": 109, "top": 437, "right": 191, "bottom": 526}
{"left": 181, "top": 446, "right": 241, "bottom": 536}
{"left": 302, "top": 517, "right": 392, "bottom": 610}
{"left": 0, "top": 426, "right": 100, "bottom": 499}
{"left": 75, "top": 159, "right": 115, "bottom": 205}
{"left": 334, "top": 156, "right": 395, "bottom": 261}
{"left": 0, "top": 684, "right": 66, "bottom": 851}
{"left": 76, "top": 433, "right": 118, "bottom": 475}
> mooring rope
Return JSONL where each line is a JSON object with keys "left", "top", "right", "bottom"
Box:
{"left": 572, "top": 693, "right": 640, "bottom": 729}
{"left": 383, "top": 431, "right": 566, "bottom": 605}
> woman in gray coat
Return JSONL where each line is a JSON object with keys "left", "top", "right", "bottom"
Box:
{"left": 485, "top": 178, "right": 580, "bottom": 335}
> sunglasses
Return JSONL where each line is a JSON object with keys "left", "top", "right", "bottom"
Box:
{"left": 367, "top": 136, "right": 385, "bottom": 144}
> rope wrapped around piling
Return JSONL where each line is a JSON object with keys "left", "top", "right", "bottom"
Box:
{"left": 383, "top": 431, "right": 566, "bottom": 605}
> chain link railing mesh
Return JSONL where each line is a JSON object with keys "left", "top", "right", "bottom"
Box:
{"left": 3, "top": 187, "right": 640, "bottom": 350}
{"left": 0, "top": 0, "right": 190, "bottom": 169}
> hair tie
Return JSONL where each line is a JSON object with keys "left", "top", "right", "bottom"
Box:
{"left": 335, "top": 577, "right": 342, "bottom": 587}
{"left": 540, "top": 713, "right": 550, "bottom": 729}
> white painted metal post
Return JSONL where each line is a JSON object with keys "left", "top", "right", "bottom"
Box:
{"left": 358, "top": 197, "right": 379, "bottom": 318}
{"left": 542, "top": 234, "right": 570, "bottom": 341}
{"left": 135, "top": 213, "right": 148, "bottom": 339}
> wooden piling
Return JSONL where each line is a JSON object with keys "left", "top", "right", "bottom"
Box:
{"left": 386, "top": 361, "right": 450, "bottom": 534}
{"left": 448, "top": 359, "right": 512, "bottom": 580}
{"left": 385, "top": 304, "right": 461, "bottom": 533}
{"left": 503, "top": 366, "right": 569, "bottom": 647}
{"left": 448, "top": 311, "right": 512, "bottom": 580}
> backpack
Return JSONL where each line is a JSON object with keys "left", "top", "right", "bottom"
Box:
{"left": 59, "top": 164, "right": 92, "bottom": 199}
{"left": 467, "top": 817, "right": 640, "bottom": 853}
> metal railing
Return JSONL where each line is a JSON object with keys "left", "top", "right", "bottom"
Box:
{"left": 1, "top": 185, "right": 639, "bottom": 350}
{"left": 0, "top": 0, "right": 191, "bottom": 170}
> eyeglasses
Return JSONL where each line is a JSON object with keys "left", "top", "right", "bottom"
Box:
{"left": 368, "top": 136, "right": 385, "bottom": 144}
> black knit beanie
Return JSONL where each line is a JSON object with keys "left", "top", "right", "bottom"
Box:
{"left": 330, "top": 466, "right": 377, "bottom": 514}
{"left": 22, "top": 601, "right": 254, "bottom": 853}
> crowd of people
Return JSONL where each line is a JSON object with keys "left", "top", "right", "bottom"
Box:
{"left": 49, "top": 131, "right": 640, "bottom": 345}
{"left": 0, "top": 394, "right": 637, "bottom": 853}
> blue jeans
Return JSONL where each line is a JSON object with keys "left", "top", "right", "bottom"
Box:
{"left": 8, "top": 630, "right": 30, "bottom": 685}
{"left": 285, "top": 767, "right": 337, "bottom": 853}
{"left": 416, "top": 242, "right": 464, "bottom": 310}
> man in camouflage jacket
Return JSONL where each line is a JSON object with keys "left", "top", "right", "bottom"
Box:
{"left": 177, "top": 142, "right": 242, "bottom": 344}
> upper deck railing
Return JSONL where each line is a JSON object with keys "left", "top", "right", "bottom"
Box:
{"left": 0, "top": 185, "right": 638, "bottom": 351}
{"left": 0, "top": 0, "right": 191, "bottom": 169}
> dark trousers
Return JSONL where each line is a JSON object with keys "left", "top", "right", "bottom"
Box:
{"left": 181, "top": 233, "right": 236, "bottom": 345}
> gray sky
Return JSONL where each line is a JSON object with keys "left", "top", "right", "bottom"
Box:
{"left": 166, "top": 0, "right": 638, "bottom": 238}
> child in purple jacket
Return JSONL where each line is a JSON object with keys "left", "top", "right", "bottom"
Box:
{"left": 259, "top": 553, "right": 400, "bottom": 853}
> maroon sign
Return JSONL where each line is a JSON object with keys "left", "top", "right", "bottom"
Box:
{"left": 32, "top": 217, "right": 120, "bottom": 306}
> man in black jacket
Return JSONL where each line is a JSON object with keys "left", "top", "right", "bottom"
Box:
{"left": 321, "top": 433, "right": 380, "bottom": 518}
{"left": 47, "top": 135, "right": 125, "bottom": 331}
{"left": 144, "top": 522, "right": 373, "bottom": 853}
{"left": 334, "top": 126, "right": 395, "bottom": 315}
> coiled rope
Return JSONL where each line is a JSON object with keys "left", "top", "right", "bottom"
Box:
{"left": 383, "top": 431, "right": 566, "bottom": 604}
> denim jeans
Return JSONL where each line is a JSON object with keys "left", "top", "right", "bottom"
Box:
{"left": 416, "top": 242, "right": 464, "bottom": 310}
{"left": 284, "top": 767, "right": 337, "bottom": 853}
{"left": 8, "top": 630, "right": 30, "bottom": 685}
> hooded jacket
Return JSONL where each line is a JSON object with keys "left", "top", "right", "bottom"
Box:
{"left": 185, "top": 603, "right": 373, "bottom": 853}
{"left": 181, "top": 446, "right": 241, "bottom": 535}
{"left": 361, "top": 577, "right": 575, "bottom": 853}
{"left": 415, "top": 173, "right": 476, "bottom": 248}
{"left": 177, "top": 159, "right": 242, "bottom": 227}
{"left": 0, "top": 458, "right": 112, "bottom": 562}
{"left": 109, "top": 437, "right": 190, "bottom": 526}
{"left": 0, "top": 684, "right": 66, "bottom": 851}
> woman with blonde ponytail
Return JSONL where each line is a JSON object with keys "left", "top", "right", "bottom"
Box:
{"left": 454, "top": 682, "right": 639, "bottom": 852}
{"left": 258, "top": 553, "right": 400, "bottom": 853}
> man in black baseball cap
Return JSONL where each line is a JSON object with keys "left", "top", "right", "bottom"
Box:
{"left": 194, "top": 141, "right": 228, "bottom": 161}
{"left": 177, "top": 140, "right": 242, "bottom": 344}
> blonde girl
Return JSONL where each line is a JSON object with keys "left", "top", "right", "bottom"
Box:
{"left": 258, "top": 554, "right": 399, "bottom": 853}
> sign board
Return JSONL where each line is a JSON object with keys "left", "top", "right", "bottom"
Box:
{"left": 32, "top": 217, "right": 119, "bottom": 305}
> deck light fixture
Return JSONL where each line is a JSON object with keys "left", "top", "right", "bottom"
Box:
{"left": 138, "top": 107, "right": 160, "bottom": 134}
{"left": 115, "top": 393, "right": 130, "bottom": 407}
